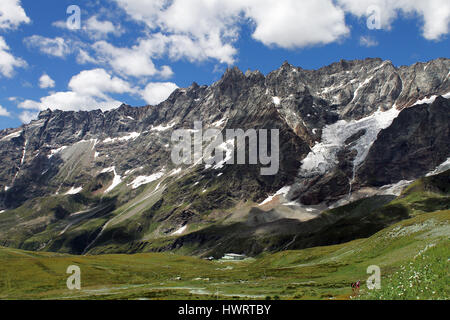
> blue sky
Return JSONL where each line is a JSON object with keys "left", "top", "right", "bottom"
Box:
{"left": 0, "top": 0, "right": 449, "bottom": 130}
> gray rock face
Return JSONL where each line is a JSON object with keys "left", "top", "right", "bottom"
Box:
{"left": 0, "top": 57, "right": 448, "bottom": 256}
{"left": 358, "top": 96, "right": 450, "bottom": 186}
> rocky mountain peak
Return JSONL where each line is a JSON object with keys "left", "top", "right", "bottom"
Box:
{"left": 0, "top": 57, "right": 448, "bottom": 213}
{"left": 37, "top": 108, "right": 53, "bottom": 120}
{"left": 222, "top": 66, "right": 244, "bottom": 80}
{"left": 0, "top": 57, "right": 448, "bottom": 257}
{"left": 281, "top": 60, "right": 292, "bottom": 69}
{"left": 189, "top": 82, "right": 200, "bottom": 90}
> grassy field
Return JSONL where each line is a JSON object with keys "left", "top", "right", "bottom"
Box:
{"left": 1, "top": 209, "right": 448, "bottom": 300}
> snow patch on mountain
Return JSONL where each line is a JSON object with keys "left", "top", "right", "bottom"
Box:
{"left": 211, "top": 116, "right": 228, "bottom": 128}
{"left": 272, "top": 97, "right": 281, "bottom": 105}
{"left": 426, "top": 158, "right": 450, "bottom": 177}
{"left": 125, "top": 167, "right": 143, "bottom": 176}
{"left": 103, "top": 132, "right": 140, "bottom": 144}
{"left": 48, "top": 146, "right": 68, "bottom": 159}
{"left": 348, "top": 76, "right": 377, "bottom": 105}
{"left": 151, "top": 121, "right": 176, "bottom": 132}
{"left": 65, "top": 186, "right": 83, "bottom": 195}
{"left": 169, "top": 168, "right": 182, "bottom": 176}
{"left": 171, "top": 225, "right": 187, "bottom": 236}
{"left": 1, "top": 130, "right": 22, "bottom": 142}
{"left": 12, "top": 139, "right": 28, "bottom": 185}
{"left": 213, "top": 139, "right": 235, "bottom": 170}
{"left": 129, "top": 171, "right": 165, "bottom": 189}
{"left": 260, "top": 186, "right": 291, "bottom": 206}
{"left": 104, "top": 168, "right": 122, "bottom": 193}
{"left": 300, "top": 106, "right": 400, "bottom": 177}
{"left": 379, "top": 180, "right": 414, "bottom": 196}
{"left": 101, "top": 167, "right": 115, "bottom": 174}
{"left": 413, "top": 92, "right": 450, "bottom": 106}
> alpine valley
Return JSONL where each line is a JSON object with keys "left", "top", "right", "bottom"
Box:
{"left": 0, "top": 58, "right": 449, "bottom": 300}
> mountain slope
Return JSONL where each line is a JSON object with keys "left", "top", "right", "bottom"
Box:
{"left": 0, "top": 57, "right": 448, "bottom": 255}
{"left": 1, "top": 208, "right": 448, "bottom": 300}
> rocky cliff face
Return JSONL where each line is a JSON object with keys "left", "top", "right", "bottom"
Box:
{"left": 358, "top": 96, "right": 450, "bottom": 186}
{"left": 0, "top": 57, "right": 448, "bottom": 255}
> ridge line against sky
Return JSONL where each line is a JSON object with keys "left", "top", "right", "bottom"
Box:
{"left": 0, "top": 0, "right": 449, "bottom": 130}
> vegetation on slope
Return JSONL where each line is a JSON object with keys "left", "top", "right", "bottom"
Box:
{"left": 1, "top": 209, "right": 448, "bottom": 300}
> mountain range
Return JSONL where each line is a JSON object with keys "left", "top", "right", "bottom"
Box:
{"left": 0, "top": 57, "right": 449, "bottom": 257}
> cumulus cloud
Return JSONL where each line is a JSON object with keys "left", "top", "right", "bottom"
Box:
{"left": 39, "top": 73, "right": 55, "bottom": 89}
{"left": 0, "top": 105, "right": 11, "bottom": 117}
{"left": 19, "top": 110, "right": 39, "bottom": 124}
{"left": 68, "top": 68, "right": 136, "bottom": 97}
{"left": 53, "top": 16, "right": 124, "bottom": 40}
{"left": 24, "top": 36, "right": 71, "bottom": 58}
{"left": 84, "top": 16, "right": 124, "bottom": 39}
{"left": 0, "top": 36, "right": 27, "bottom": 77}
{"left": 243, "top": 0, "right": 349, "bottom": 48}
{"left": 141, "top": 82, "right": 178, "bottom": 105}
{"left": 24, "top": 36, "right": 98, "bottom": 64}
{"left": 109, "top": 0, "right": 450, "bottom": 70}
{"left": 0, "top": 0, "right": 30, "bottom": 30}
{"left": 76, "top": 49, "right": 98, "bottom": 65}
{"left": 112, "top": 0, "right": 168, "bottom": 29}
{"left": 93, "top": 38, "right": 172, "bottom": 78}
{"left": 337, "top": 0, "right": 450, "bottom": 40}
{"left": 107, "top": 0, "right": 349, "bottom": 68}
{"left": 18, "top": 69, "right": 135, "bottom": 112}
{"left": 21, "top": 92, "right": 122, "bottom": 112}
{"left": 112, "top": 0, "right": 243, "bottom": 64}
{"left": 359, "top": 35, "right": 379, "bottom": 47}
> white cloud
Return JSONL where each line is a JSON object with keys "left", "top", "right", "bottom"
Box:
{"left": 0, "top": 105, "right": 11, "bottom": 117}
{"left": 18, "top": 99, "right": 40, "bottom": 110}
{"left": 19, "top": 110, "right": 39, "bottom": 124}
{"left": 337, "top": 0, "right": 450, "bottom": 40}
{"left": 84, "top": 16, "right": 124, "bottom": 39}
{"left": 93, "top": 38, "right": 172, "bottom": 78}
{"left": 112, "top": 0, "right": 348, "bottom": 64}
{"left": 51, "top": 21, "right": 67, "bottom": 30}
{"left": 110, "top": 0, "right": 450, "bottom": 70}
{"left": 21, "top": 92, "right": 122, "bottom": 112}
{"left": 24, "top": 36, "right": 99, "bottom": 65}
{"left": 0, "top": 0, "right": 30, "bottom": 30}
{"left": 68, "top": 68, "right": 135, "bottom": 97}
{"left": 24, "top": 36, "right": 71, "bottom": 58}
{"left": 243, "top": 0, "right": 349, "bottom": 48}
{"left": 141, "top": 82, "right": 178, "bottom": 105}
{"left": 359, "top": 35, "right": 379, "bottom": 47}
{"left": 112, "top": 0, "right": 241, "bottom": 64}
{"left": 159, "top": 65, "right": 174, "bottom": 79}
{"left": 53, "top": 16, "right": 124, "bottom": 40}
{"left": 76, "top": 49, "right": 98, "bottom": 64}
{"left": 112, "top": 0, "right": 167, "bottom": 29}
{"left": 18, "top": 69, "right": 135, "bottom": 112}
{"left": 0, "top": 36, "right": 27, "bottom": 77}
{"left": 39, "top": 73, "right": 55, "bottom": 89}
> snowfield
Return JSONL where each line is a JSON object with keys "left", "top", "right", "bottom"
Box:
{"left": 103, "top": 132, "right": 140, "bottom": 144}
{"left": 65, "top": 186, "right": 83, "bottom": 195}
{"left": 129, "top": 171, "right": 165, "bottom": 189}
{"left": 104, "top": 167, "right": 122, "bottom": 193}
{"left": 426, "top": 158, "right": 450, "bottom": 177}
{"left": 300, "top": 106, "right": 400, "bottom": 177}
{"left": 171, "top": 225, "right": 187, "bottom": 236}
{"left": 260, "top": 186, "right": 291, "bottom": 206}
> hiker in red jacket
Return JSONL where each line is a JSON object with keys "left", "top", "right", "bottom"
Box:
{"left": 351, "top": 280, "right": 361, "bottom": 295}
